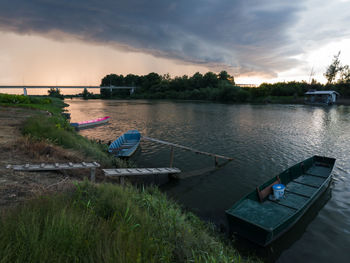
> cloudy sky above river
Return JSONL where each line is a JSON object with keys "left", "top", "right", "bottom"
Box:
{"left": 1, "top": 0, "right": 350, "bottom": 85}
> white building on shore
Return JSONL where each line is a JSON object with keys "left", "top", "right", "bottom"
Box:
{"left": 304, "top": 90, "right": 340, "bottom": 105}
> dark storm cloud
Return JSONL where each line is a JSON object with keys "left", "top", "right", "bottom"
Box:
{"left": 0, "top": 0, "right": 305, "bottom": 77}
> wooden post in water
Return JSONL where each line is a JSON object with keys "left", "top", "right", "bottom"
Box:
{"left": 214, "top": 156, "right": 218, "bottom": 167}
{"left": 120, "top": 176, "right": 125, "bottom": 186}
{"left": 169, "top": 146, "right": 174, "bottom": 167}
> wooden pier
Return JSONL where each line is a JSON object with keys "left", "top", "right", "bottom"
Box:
{"left": 6, "top": 162, "right": 100, "bottom": 182}
{"left": 142, "top": 136, "right": 233, "bottom": 167}
{"left": 103, "top": 167, "right": 181, "bottom": 185}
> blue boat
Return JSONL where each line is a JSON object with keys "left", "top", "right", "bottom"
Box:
{"left": 108, "top": 130, "right": 141, "bottom": 157}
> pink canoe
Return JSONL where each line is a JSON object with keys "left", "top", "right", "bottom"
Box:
{"left": 71, "top": 116, "right": 110, "bottom": 129}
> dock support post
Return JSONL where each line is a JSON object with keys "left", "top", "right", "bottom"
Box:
{"left": 214, "top": 156, "right": 218, "bottom": 167}
{"left": 120, "top": 176, "right": 125, "bottom": 186}
{"left": 169, "top": 146, "right": 174, "bottom": 167}
{"left": 90, "top": 167, "right": 96, "bottom": 182}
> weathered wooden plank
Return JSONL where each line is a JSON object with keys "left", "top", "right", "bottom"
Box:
{"left": 6, "top": 162, "right": 100, "bottom": 171}
{"left": 142, "top": 136, "right": 233, "bottom": 161}
{"left": 103, "top": 167, "right": 181, "bottom": 177}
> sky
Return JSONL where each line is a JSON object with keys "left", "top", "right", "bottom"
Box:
{"left": 1, "top": 0, "right": 350, "bottom": 86}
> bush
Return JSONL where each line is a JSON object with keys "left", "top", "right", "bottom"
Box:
{"left": 48, "top": 88, "right": 64, "bottom": 99}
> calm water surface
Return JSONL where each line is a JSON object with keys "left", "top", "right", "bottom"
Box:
{"left": 67, "top": 99, "right": 350, "bottom": 262}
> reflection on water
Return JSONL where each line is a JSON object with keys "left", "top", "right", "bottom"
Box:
{"left": 66, "top": 99, "right": 350, "bottom": 263}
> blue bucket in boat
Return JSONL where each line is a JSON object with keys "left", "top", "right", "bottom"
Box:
{"left": 272, "top": 184, "right": 285, "bottom": 200}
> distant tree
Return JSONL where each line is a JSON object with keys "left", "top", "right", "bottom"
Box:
{"left": 100, "top": 74, "right": 124, "bottom": 87}
{"left": 100, "top": 74, "right": 126, "bottom": 97}
{"left": 219, "top": 70, "right": 235, "bottom": 84}
{"left": 141, "top": 72, "right": 162, "bottom": 92}
{"left": 162, "top": 73, "right": 171, "bottom": 81}
{"left": 190, "top": 72, "right": 204, "bottom": 90}
{"left": 124, "top": 74, "right": 140, "bottom": 86}
{"left": 203, "top": 72, "right": 218, "bottom": 89}
{"left": 219, "top": 70, "right": 229, "bottom": 81}
{"left": 81, "top": 88, "right": 93, "bottom": 99}
{"left": 48, "top": 88, "right": 63, "bottom": 99}
{"left": 324, "top": 51, "right": 343, "bottom": 84}
{"left": 228, "top": 74, "right": 235, "bottom": 85}
{"left": 310, "top": 78, "right": 319, "bottom": 85}
{"left": 339, "top": 65, "right": 350, "bottom": 83}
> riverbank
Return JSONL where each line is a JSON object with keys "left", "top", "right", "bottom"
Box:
{"left": 0, "top": 95, "right": 255, "bottom": 262}
{"left": 0, "top": 99, "right": 113, "bottom": 206}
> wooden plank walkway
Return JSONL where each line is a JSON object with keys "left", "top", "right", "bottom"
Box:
{"left": 103, "top": 167, "right": 181, "bottom": 185}
{"left": 103, "top": 167, "right": 181, "bottom": 177}
{"left": 142, "top": 136, "right": 233, "bottom": 161}
{"left": 6, "top": 162, "right": 100, "bottom": 182}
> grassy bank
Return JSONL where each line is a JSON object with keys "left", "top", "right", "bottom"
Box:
{"left": 21, "top": 115, "right": 117, "bottom": 167}
{"left": 1, "top": 93, "right": 125, "bottom": 167}
{"left": 0, "top": 182, "right": 247, "bottom": 262}
{"left": 0, "top": 93, "right": 67, "bottom": 115}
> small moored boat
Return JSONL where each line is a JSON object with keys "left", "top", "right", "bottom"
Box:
{"left": 70, "top": 116, "right": 110, "bottom": 130}
{"left": 108, "top": 130, "right": 141, "bottom": 157}
{"left": 226, "top": 155, "right": 336, "bottom": 246}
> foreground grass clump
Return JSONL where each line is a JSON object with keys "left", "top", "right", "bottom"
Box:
{"left": 0, "top": 182, "right": 246, "bottom": 263}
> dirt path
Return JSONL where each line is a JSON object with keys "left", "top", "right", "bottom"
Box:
{"left": 0, "top": 107, "right": 87, "bottom": 207}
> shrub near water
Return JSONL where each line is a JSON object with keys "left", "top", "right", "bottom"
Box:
{"left": 0, "top": 182, "right": 245, "bottom": 263}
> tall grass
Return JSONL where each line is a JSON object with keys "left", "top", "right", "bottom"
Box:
{"left": 21, "top": 115, "right": 118, "bottom": 167}
{"left": 0, "top": 182, "right": 248, "bottom": 263}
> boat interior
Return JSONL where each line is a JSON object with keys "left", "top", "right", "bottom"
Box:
{"left": 227, "top": 156, "right": 336, "bottom": 230}
{"left": 109, "top": 130, "right": 141, "bottom": 155}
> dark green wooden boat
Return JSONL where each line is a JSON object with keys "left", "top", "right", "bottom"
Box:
{"left": 226, "top": 155, "right": 336, "bottom": 246}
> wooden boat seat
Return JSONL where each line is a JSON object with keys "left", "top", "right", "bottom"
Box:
{"left": 123, "top": 143, "right": 136, "bottom": 146}
{"left": 315, "top": 162, "right": 331, "bottom": 168}
{"left": 110, "top": 145, "right": 132, "bottom": 153}
{"left": 256, "top": 176, "right": 281, "bottom": 202}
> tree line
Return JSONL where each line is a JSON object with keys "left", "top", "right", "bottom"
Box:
{"left": 99, "top": 74, "right": 350, "bottom": 103}
{"left": 96, "top": 53, "right": 347, "bottom": 102}
{"left": 99, "top": 71, "right": 239, "bottom": 99}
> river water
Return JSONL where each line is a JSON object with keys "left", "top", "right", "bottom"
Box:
{"left": 66, "top": 99, "right": 350, "bottom": 262}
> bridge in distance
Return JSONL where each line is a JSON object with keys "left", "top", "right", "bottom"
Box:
{"left": 0, "top": 86, "right": 138, "bottom": 95}
{"left": 0, "top": 84, "right": 257, "bottom": 96}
